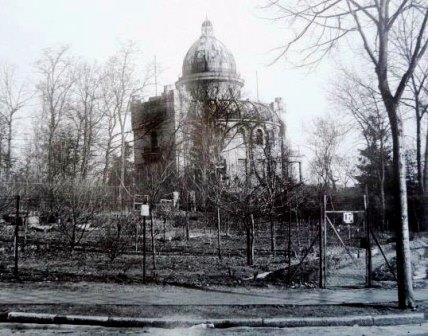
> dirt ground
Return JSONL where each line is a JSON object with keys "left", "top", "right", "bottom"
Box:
{"left": 0, "top": 218, "right": 425, "bottom": 289}
{"left": 0, "top": 219, "right": 321, "bottom": 288}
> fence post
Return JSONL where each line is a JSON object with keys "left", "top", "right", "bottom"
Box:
{"left": 364, "top": 193, "right": 372, "bottom": 287}
{"left": 319, "top": 204, "right": 324, "bottom": 288}
{"left": 323, "top": 194, "right": 327, "bottom": 287}
{"left": 143, "top": 215, "right": 146, "bottom": 282}
{"left": 14, "top": 195, "right": 20, "bottom": 279}
{"left": 217, "top": 207, "right": 222, "bottom": 260}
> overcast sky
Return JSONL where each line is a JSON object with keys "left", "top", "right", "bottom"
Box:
{"left": 0, "top": 0, "right": 368, "bottom": 176}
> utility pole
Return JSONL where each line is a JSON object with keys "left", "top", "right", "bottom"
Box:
{"left": 14, "top": 195, "right": 20, "bottom": 278}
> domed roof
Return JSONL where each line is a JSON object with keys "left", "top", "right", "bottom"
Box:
{"left": 182, "top": 20, "right": 237, "bottom": 76}
{"left": 240, "top": 101, "right": 282, "bottom": 125}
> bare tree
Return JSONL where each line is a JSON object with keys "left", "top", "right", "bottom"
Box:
{"left": 99, "top": 212, "right": 136, "bottom": 262}
{"left": 332, "top": 69, "right": 390, "bottom": 229}
{"left": 392, "top": 9, "right": 428, "bottom": 196}
{"left": 102, "top": 42, "right": 154, "bottom": 204}
{"left": 307, "top": 115, "right": 348, "bottom": 190}
{"left": 423, "top": 84, "right": 428, "bottom": 232}
{"left": 264, "top": 0, "right": 428, "bottom": 309}
{"left": 36, "top": 46, "right": 74, "bottom": 182}
{"left": 68, "top": 61, "right": 104, "bottom": 179}
{"left": 181, "top": 82, "right": 249, "bottom": 260}
{"left": 138, "top": 157, "right": 177, "bottom": 270}
{"left": 0, "top": 63, "right": 30, "bottom": 179}
{"left": 407, "top": 65, "right": 428, "bottom": 194}
{"left": 99, "top": 75, "right": 118, "bottom": 183}
{"left": 42, "top": 180, "right": 106, "bottom": 251}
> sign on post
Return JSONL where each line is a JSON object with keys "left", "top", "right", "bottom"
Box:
{"left": 173, "top": 191, "right": 179, "bottom": 208}
{"left": 134, "top": 194, "right": 149, "bottom": 216}
{"left": 343, "top": 212, "right": 354, "bottom": 224}
{"left": 141, "top": 204, "right": 150, "bottom": 217}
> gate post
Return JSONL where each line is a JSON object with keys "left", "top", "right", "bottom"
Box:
{"left": 319, "top": 204, "right": 324, "bottom": 288}
{"left": 14, "top": 195, "right": 20, "bottom": 279}
{"left": 143, "top": 215, "right": 147, "bottom": 282}
{"left": 364, "top": 194, "right": 372, "bottom": 287}
{"left": 319, "top": 194, "right": 327, "bottom": 288}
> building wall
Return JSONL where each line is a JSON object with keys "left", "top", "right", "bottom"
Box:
{"left": 131, "top": 87, "right": 178, "bottom": 191}
{"left": 132, "top": 83, "right": 289, "bottom": 197}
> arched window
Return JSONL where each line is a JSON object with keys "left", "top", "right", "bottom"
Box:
{"left": 151, "top": 131, "right": 158, "bottom": 151}
{"left": 255, "top": 128, "right": 264, "bottom": 146}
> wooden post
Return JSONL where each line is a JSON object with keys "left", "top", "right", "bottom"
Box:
{"left": 163, "top": 217, "right": 166, "bottom": 241}
{"left": 296, "top": 208, "right": 300, "bottom": 253}
{"left": 287, "top": 208, "right": 292, "bottom": 284}
{"left": 323, "top": 194, "right": 327, "bottom": 287}
{"left": 142, "top": 216, "right": 146, "bottom": 282}
{"left": 270, "top": 215, "right": 276, "bottom": 257}
{"left": 364, "top": 194, "right": 372, "bottom": 287}
{"left": 217, "top": 207, "right": 222, "bottom": 260}
{"left": 150, "top": 209, "right": 156, "bottom": 271}
{"left": 185, "top": 205, "right": 189, "bottom": 241}
{"left": 246, "top": 224, "right": 251, "bottom": 266}
{"left": 319, "top": 204, "right": 324, "bottom": 288}
{"left": 135, "top": 220, "right": 139, "bottom": 252}
{"left": 13, "top": 195, "right": 20, "bottom": 279}
{"left": 250, "top": 214, "right": 255, "bottom": 265}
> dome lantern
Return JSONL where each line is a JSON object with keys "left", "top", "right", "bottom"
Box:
{"left": 201, "top": 19, "right": 214, "bottom": 36}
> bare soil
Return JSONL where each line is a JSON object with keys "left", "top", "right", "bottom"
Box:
{"left": 0, "top": 220, "right": 323, "bottom": 288}
{"left": 1, "top": 219, "right": 419, "bottom": 290}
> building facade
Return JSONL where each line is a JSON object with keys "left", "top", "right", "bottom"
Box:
{"left": 131, "top": 20, "right": 290, "bottom": 197}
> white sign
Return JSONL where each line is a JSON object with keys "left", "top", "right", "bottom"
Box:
{"left": 141, "top": 204, "right": 150, "bottom": 217}
{"left": 343, "top": 212, "right": 354, "bottom": 224}
{"left": 173, "top": 191, "right": 180, "bottom": 207}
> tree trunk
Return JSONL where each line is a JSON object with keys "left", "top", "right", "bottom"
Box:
{"left": 378, "top": 43, "right": 416, "bottom": 306}
{"left": 6, "top": 118, "right": 12, "bottom": 179}
{"left": 379, "top": 133, "right": 388, "bottom": 231}
{"left": 423, "top": 115, "right": 428, "bottom": 232}
{"left": 118, "top": 133, "right": 126, "bottom": 209}
{"left": 380, "top": 173, "right": 387, "bottom": 231}
{"left": 380, "top": 143, "right": 387, "bottom": 231}
{"left": 102, "top": 138, "right": 112, "bottom": 184}
{"left": 416, "top": 114, "right": 423, "bottom": 193}
{"left": 390, "top": 113, "right": 416, "bottom": 309}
